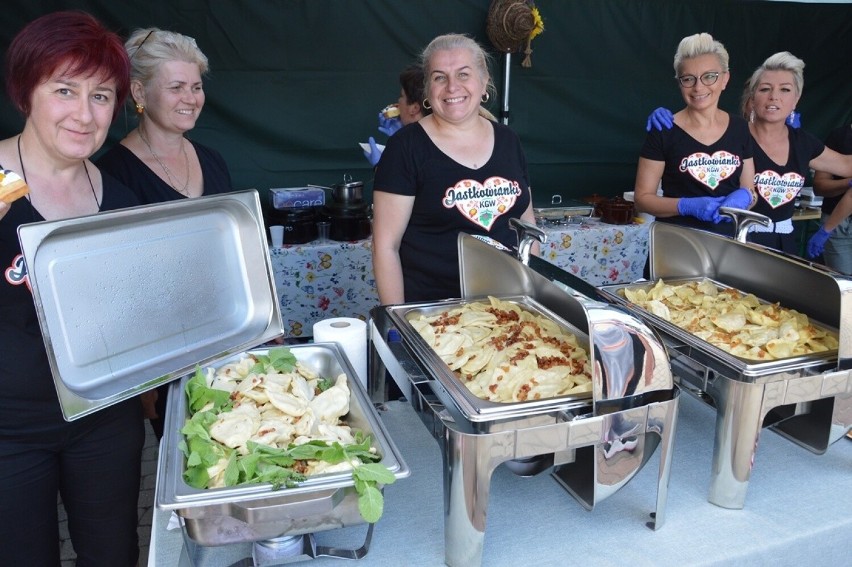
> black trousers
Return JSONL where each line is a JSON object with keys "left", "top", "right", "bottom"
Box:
{"left": 0, "top": 398, "right": 144, "bottom": 566}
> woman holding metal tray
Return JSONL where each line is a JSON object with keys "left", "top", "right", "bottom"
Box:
{"left": 0, "top": 11, "right": 144, "bottom": 566}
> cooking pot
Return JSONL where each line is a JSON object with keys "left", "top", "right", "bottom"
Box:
{"left": 600, "top": 197, "right": 635, "bottom": 225}
{"left": 309, "top": 174, "right": 364, "bottom": 205}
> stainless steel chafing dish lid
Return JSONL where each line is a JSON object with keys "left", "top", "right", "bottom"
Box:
{"left": 457, "top": 234, "right": 673, "bottom": 410}
{"left": 647, "top": 222, "right": 852, "bottom": 366}
{"left": 17, "top": 190, "right": 283, "bottom": 421}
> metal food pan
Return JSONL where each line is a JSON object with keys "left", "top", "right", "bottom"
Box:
{"left": 533, "top": 205, "right": 594, "bottom": 221}
{"left": 17, "top": 190, "right": 282, "bottom": 420}
{"left": 387, "top": 294, "right": 593, "bottom": 422}
{"left": 599, "top": 277, "right": 838, "bottom": 376}
{"left": 156, "top": 343, "right": 410, "bottom": 546}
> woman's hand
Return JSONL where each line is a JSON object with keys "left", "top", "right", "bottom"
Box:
{"left": 378, "top": 112, "right": 402, "bottom": 136}
{"left": 363, "top": 136, "right": 383, "bottom": 167}
{"left": 646, "top": 107, "right": 674, "bottom": 132}
{"left": 719, "top": 188, "right": 753, "bottom": 211}
{"left": 807, "top": 226, "right": 832, "bottom": 258}
{"left": 677, "top": 195, "right": 727, "bottom": 223}
{"left": 0, "top": 201, "right": 9, "bottom": 221}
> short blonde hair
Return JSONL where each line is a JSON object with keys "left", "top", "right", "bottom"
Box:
{"left": 126, "top": 28, "right": 209, "bottom": 88}
{"left": 745, "top": 51, "right": 805, "bottom": 102}
{"left": 420, "top": 33, "right": 497, "bottom": 103}
{"left": 673, "top": 32, "right": 730, "bottom": 76}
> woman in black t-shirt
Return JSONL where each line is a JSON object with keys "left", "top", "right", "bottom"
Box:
{"left": 0, "top": 12, "right": 143, "bottom": 566}
{"left": 372, "top": 34, "right": 536, "bottom": 304}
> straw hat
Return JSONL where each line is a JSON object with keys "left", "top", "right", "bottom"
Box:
{"left": 486, "top": 0, "right": 544, "bottom": 67}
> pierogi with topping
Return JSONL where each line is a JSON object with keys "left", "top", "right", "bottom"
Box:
{"left": 409, "top": 296, "right": 592, "bottom": 403}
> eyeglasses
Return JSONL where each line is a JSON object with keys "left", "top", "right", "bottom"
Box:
{"left": 676, "top": 72, "right": 721, "bottom": 88}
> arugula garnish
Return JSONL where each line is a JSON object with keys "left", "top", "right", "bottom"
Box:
{"left": 180, "top": 347, "right": 396, "bottom": 523}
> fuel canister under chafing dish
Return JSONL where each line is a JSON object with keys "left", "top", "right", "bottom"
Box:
{"left": 599, "top": 222, "right": 852, "bottom": 509}
{"left": 369, "top": 233, "right": 679, "bottom": 567}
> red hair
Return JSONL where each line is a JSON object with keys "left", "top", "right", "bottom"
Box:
{"left": 5, "top": 11, "right": 130, "bottom": 119}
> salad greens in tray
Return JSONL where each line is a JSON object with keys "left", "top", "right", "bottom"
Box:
{"left": 179, "top": 346, "right": 396, "bottom": 522}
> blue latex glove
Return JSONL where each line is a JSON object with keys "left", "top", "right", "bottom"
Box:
{"left": 646, "top": 107, "right": 674, "bottom": 132}
{"left": 720, "top": 188, "right": 753, "bottom": 210}
{"left": 785, "top": 110, "right": 801, "bottom": 129}
{"left": 677, "top": 195, "right": 727, "bottom": 223}
{"left": 807, "top": 226, "right": 832, "bottom": 258}
{"left": 378, "top": 112, "right": 402, "bottom": 136}
{"left": 362, "top": 136, "right": 383, "bottom": 167}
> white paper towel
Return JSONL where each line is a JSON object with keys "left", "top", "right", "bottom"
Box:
{"left": 313, "top": 317, "right": 367, "bottom": 387}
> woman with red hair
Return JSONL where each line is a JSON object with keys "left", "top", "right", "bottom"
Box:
{"left": 0, "top": 11, "right": 143, "bottom": 566}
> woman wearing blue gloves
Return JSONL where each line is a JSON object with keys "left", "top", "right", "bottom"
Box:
{"left": 363, "top": 65, "right": 428, "bottom": 166}
{"left": 634, "top": 33, "right": 755, "bottom": 237}
{"left": 648, "top": 51, "right": 852, "bottom": 255}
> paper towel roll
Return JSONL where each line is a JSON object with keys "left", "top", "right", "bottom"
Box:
{"left": 313, "top": 317, "right": 367, "bottom": 387}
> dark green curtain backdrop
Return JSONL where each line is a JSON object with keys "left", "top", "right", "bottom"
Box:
{"left": 1, "top": 1, "right": 850, "bottom": 212}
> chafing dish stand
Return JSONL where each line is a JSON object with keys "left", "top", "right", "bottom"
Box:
{"left": 369, "top": 233, "right": 679, "bottom": 567}
{"left": 600, "top": 222, "right": 852, "bottom": 509}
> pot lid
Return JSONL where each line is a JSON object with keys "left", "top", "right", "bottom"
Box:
{"left": 17, "top": 190, "right": 283, "bottom": 420}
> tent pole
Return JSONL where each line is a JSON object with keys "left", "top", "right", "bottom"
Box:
{"left": 501, "top": 53, "right": 511, "bottom": 125}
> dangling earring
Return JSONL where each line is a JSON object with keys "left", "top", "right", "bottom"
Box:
{"left": 481, "top": 93, "right": 490, "bottom": 103}
{"left": 749, "top": 109, "right": 755, "bottom": 123}
{"left": 135, "top": 103, "right": 144, "bottom": 115}
{"left": 422, "top": 99, "right": 431, "bottom": 110}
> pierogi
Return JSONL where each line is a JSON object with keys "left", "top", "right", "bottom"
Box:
{"left": 619, "top": 279, "right": 838, "bottom": 361}
{"left": 410, "top": 296, "right": 592, "bottom": 403}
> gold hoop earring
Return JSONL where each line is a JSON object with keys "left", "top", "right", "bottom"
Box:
{"left": 481, "top": 93, "right": 490, "bottom": 103}
{"left": 422, "top": 99, "right": 431, "bottom": 110}
{"left": 135, "top": 103, "right": 145, "bottom": 115}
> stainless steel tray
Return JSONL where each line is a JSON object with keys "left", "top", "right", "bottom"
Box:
{"left": 599, "top": 277, "right": 839, "bottom": 377}
{"left": 17, "top": 190, "right": 283, "bottom": 420}
{"left": 156, "top": 344, "right": 410, "bottom": 546}
{"left": 387, "top": 294, "right": 593, "bottom": 422}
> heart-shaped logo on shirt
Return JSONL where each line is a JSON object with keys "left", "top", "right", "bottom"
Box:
{"left": 443, "top": 177, "right": 522, "bottom": 230}
{"left": 679, "top": 151, "right": 741, "bottom": 190}
{"left": 755, "top": 170, "right": 804, "bottom": 209}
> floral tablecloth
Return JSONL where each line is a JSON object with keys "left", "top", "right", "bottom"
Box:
{"left": 540, "top": 219, "right": 650, "bottom": 286}
{"left": 270, "top": 239, "right": 377, "bottom": 338}
{"left": 270, "top": 221, "right": 649, "bottom": 338}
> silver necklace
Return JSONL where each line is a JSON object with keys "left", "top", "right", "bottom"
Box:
{"left": 17, "top": 134, "right": 99, "bottom": 217}
{"left": 138, "top": 128, "right": 191, "bottom": 197}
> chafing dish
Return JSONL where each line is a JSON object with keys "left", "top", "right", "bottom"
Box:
{"left": 18, "top": 191, "right": 411, "bottom": 563}
{"left": 156, "top": 344, "right": 409, "bottom": 561}
{"left": 369, "top": 232, "right": 679, "bottom": 567}
{"left": 599, "top": 222, "right": 852, "bottom": 509}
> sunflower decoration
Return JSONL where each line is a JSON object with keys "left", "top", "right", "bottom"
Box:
{"left": 522, "top": 2, "right": 545, "bottom": 68}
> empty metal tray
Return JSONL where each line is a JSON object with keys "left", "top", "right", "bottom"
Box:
{"left": 17, "top": 190, "right": 283, "bottom": 420}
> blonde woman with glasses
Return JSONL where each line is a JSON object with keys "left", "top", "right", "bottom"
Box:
{"left": 647, "top": 50, "right": 852, "bottom": 255}
{"left": 634, "top": 32, "right": 755, "bottom": 237}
